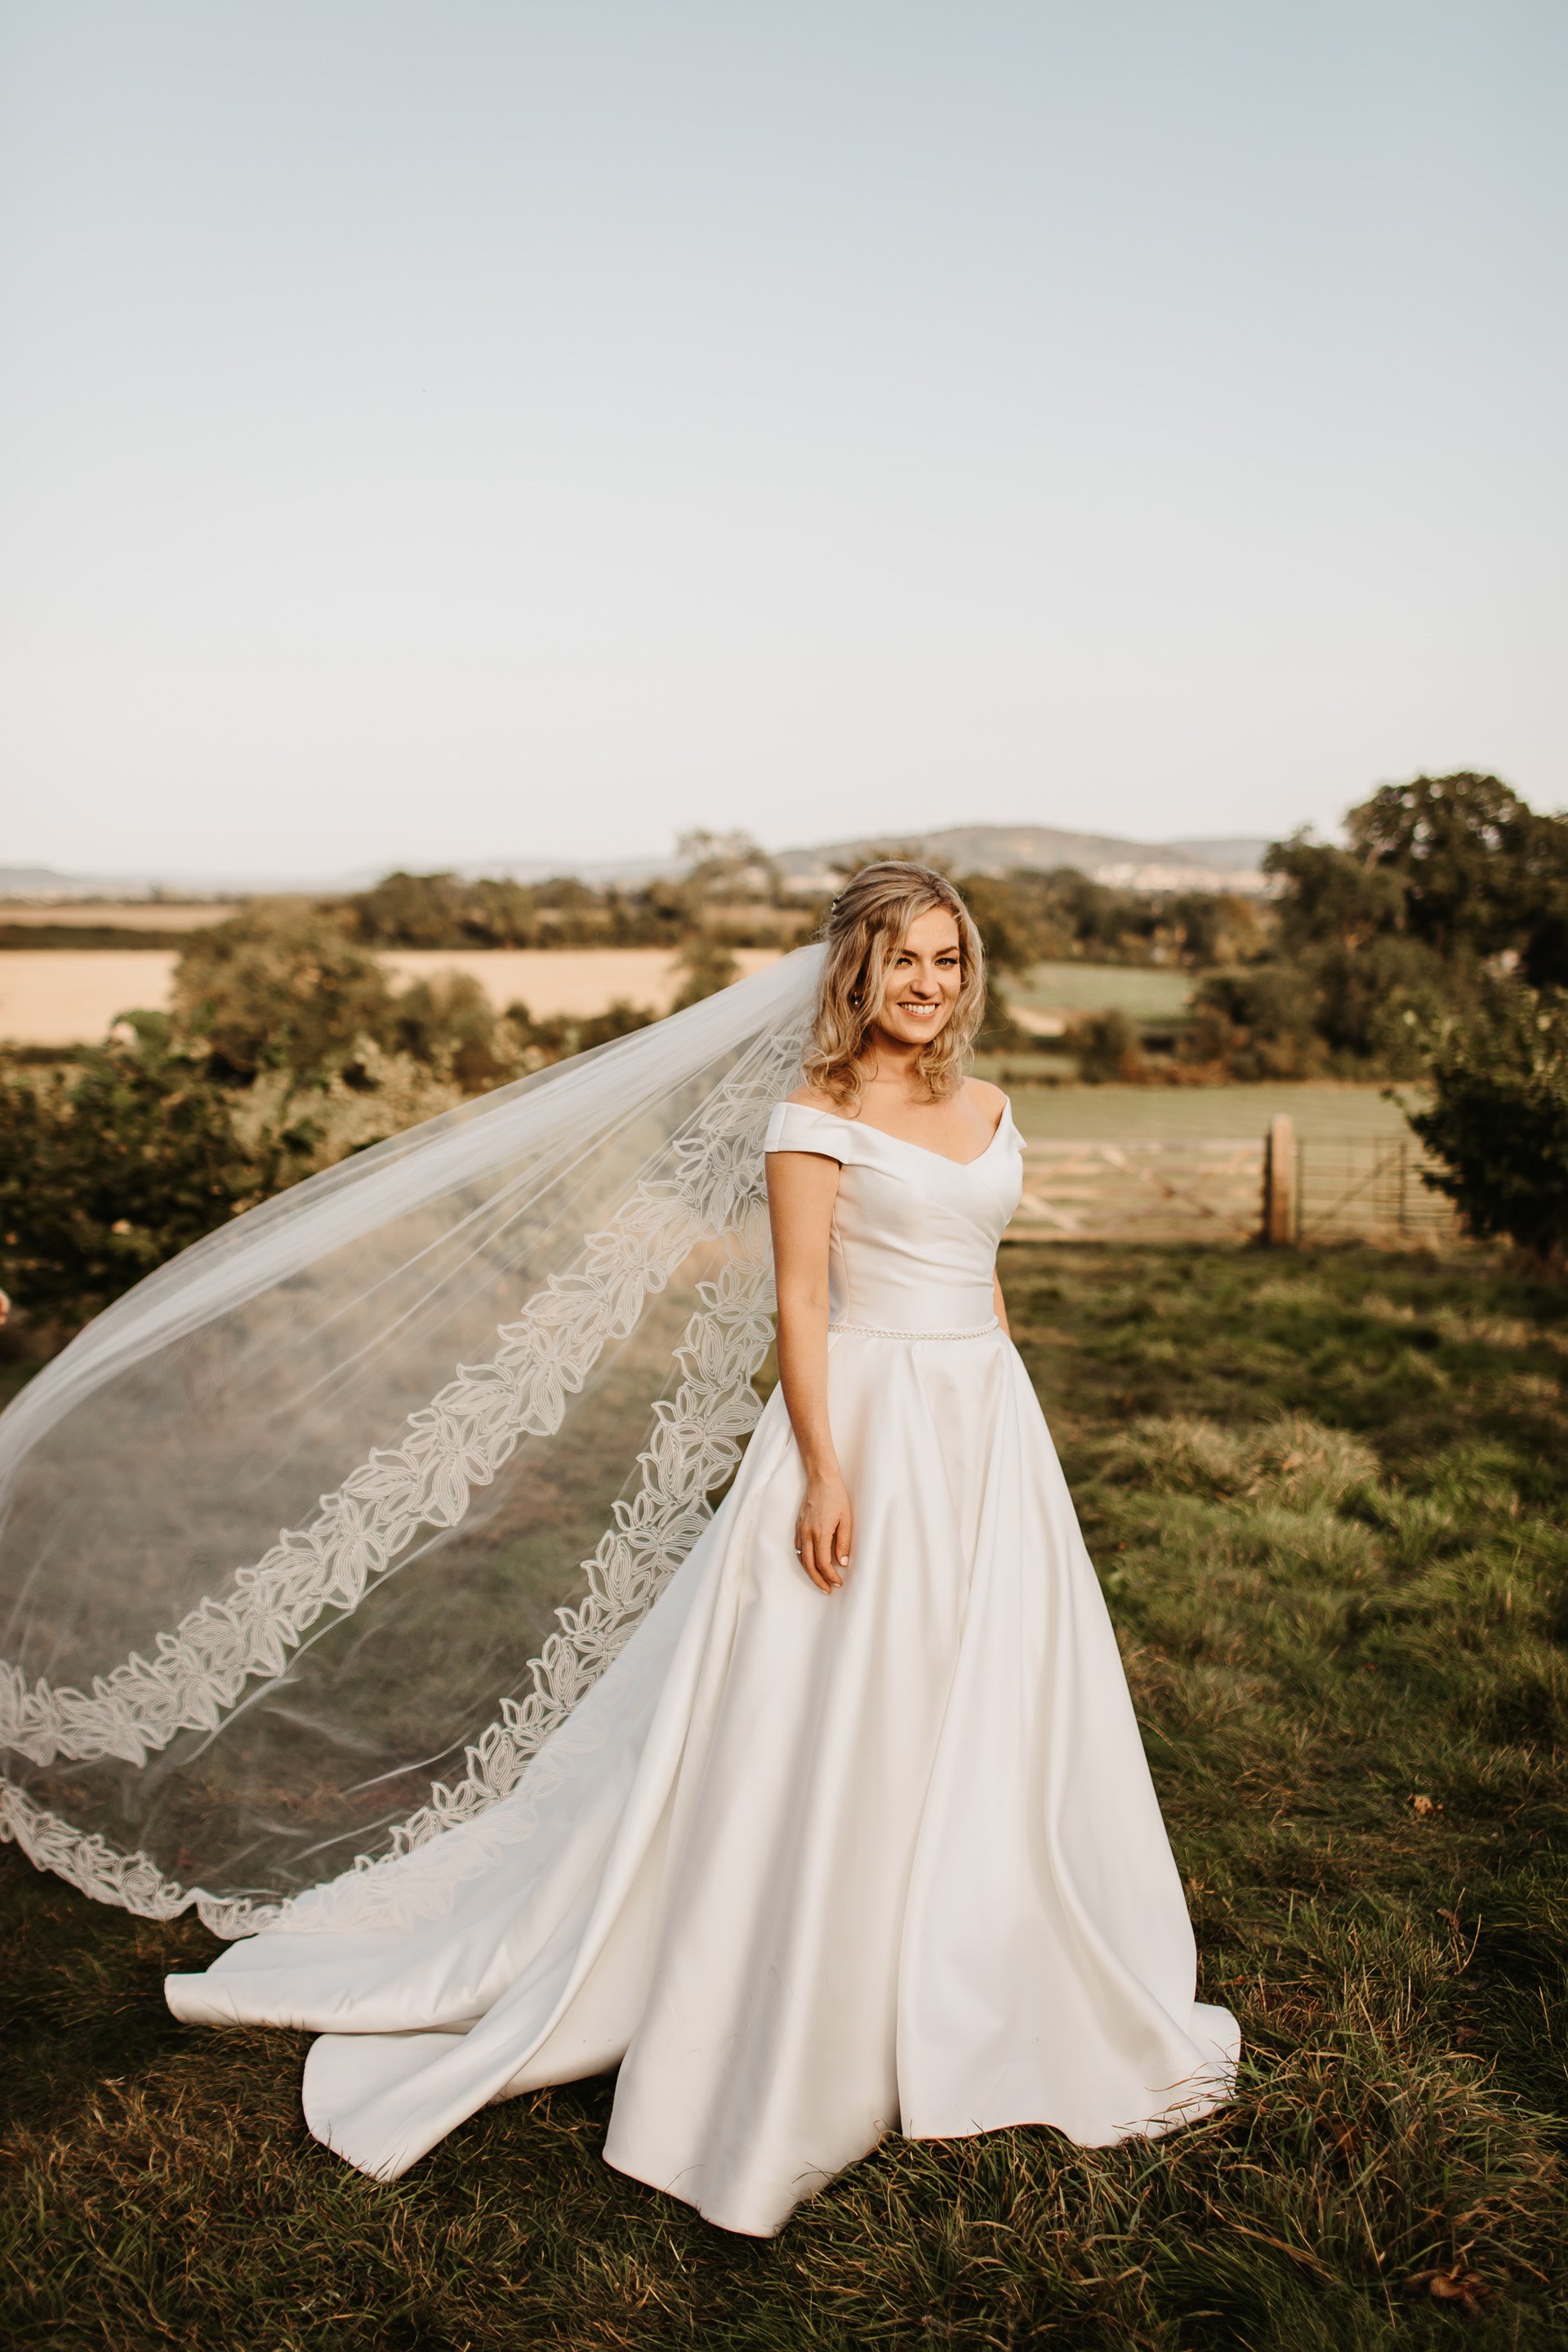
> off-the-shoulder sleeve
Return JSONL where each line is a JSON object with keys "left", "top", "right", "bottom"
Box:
{"left": 764, "top": 1101, "right": 860, "bottom": 1162}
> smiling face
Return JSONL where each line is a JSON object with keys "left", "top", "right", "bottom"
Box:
{"left": 866, "top": 903, "right": 964, "bottom": 1053}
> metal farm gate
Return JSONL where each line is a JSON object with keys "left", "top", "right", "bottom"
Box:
{"left": 1007, "top": 1120, "right": 1461, "bottom": 1247}
{"left": 1012, "top": 1139, "right": 1265, "bottom": 1243}
{"left": 1292, "top": 1132, "right": 1459, "bottom": 1246}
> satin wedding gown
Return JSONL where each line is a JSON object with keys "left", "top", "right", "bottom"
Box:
{"left": 167, "top": 1095, "right": 1239, "bottom": 2235}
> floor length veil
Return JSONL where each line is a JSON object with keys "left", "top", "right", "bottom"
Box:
{"left": 0, "top": 949, "right": 824, "bottom": 1936}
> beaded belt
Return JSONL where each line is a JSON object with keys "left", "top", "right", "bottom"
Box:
{"left": 828, "top": 1318, "right": 1000, "bottom": 1341}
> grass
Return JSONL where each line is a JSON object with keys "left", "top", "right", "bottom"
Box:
{"left": 1008, "top": 1083, "right": 1425, "bottom": 1146}
{"left": 1009, "top": 963, "right": 1198, "bottom": 1021}
{"left": 2, "top": 1241, "right": 1566, "bottom": 2348}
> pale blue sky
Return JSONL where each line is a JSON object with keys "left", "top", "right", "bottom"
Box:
{"left": 2, "top": 0, "right": 1564, "bottom": 878}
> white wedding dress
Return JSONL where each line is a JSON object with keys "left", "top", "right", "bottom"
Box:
{"left": 166, "top": 1096, "right": 1239, "bottom": 2236}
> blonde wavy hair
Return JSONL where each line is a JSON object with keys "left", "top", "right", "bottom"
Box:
{"left": 800, "top": 862, "right": 987, "bottom": 1107}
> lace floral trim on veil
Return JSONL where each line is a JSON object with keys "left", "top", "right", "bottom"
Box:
{"left": 0, "top": 1023, "right": 804, "bottom": 1936}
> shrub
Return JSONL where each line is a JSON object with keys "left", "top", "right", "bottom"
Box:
{"left": 1065, "top": 1008, "right": 1145, "bottom": 1083}
{"left": 501, "top": 999, "right": 656, "bottom": 1067}
{"left": 669, "top": 936, "right": 740, "bottom": 1009}
{"left": 1405, "top": 982, "right": 1568, "bottom": 1263}
{"left": 0, "top": 913, "right": 666, "bottom": 1324}
{"left": 1178, "top": 968, "right": 1325, "bottom": 1080}
{"left": 388, "top": 970, "right": 521, "bottom": 1090}
{"left": 172, "top": 899, "right": 394, "bottom": 1083}
{"left": 0, "top": 1016, "right": 262, "bottom": 1316}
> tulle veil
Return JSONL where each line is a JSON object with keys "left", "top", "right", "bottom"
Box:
{"left": 0, "top": 947, "right": 822, "bottom": 1936}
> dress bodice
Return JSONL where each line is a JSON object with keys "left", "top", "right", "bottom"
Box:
{"left": 763, "top": 1098, "right": 1024, "bottom": 1334}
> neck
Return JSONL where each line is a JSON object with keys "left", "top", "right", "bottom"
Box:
{"left": 861, "top": 1029, "right": 930, "bottom": 1093}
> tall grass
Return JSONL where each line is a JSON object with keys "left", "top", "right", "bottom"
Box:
{"left": 2, "top": 1241, "right": 1565, "bottom": 2348}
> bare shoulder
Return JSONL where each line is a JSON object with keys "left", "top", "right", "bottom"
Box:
{"left": 784, "top": 1084, "right": 844, "bottom": 1114}
{"left": 964, "top": 1076, "right": 1009, "bottom": 1120}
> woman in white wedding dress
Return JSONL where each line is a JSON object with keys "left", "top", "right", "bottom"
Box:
{"left": 165, "top": 862, "right": 1239, "bottom": 2236}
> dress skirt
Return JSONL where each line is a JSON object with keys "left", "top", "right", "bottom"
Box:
{"left": 168, "top": 1325, "right": 1238, "bottom": 2237}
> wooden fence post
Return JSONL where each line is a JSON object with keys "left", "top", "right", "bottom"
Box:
{"left": 1263, "top": 1115, "right": 1296, "bottom": 1245}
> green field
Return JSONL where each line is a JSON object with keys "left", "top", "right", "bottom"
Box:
{"left": 1010, "top": 1082, "right": 1424, "bottom": 1146}
{"left": 2, "top": 1241, "right": 1566, "bottom": 2348}
{"left": 1009, "top": 961, "right": 1198, "bottom": 1020}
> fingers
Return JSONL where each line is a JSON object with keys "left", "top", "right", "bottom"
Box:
{"left": 803, "top": 1527, "right": 840, "bottom": 1592}
{"left": 794, "top": 1511, "right": 851, "bottom": 1592}
{"left": 804, "top": 1514, "right": 841, "bottom": 1589}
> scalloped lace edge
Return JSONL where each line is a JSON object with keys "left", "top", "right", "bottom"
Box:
{"left": 1, "top": 1024, "right": 803, "bottom": 1937}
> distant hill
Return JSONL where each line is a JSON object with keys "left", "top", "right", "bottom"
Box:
{"left": 2, "top": 823, "right": 1272, "bottom": 903}
{"left": 771, "top": 824, "right": 1271, "bottom": 893}
{"left": 0, "top": 865, "right": 122, "bottom": 898}
{"left": 450, "top": 825, "right": 1272, "bottom": 893}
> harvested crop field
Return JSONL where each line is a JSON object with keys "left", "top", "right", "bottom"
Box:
{"left": 380, "top": 947, "right": 781, "bottom": 1018}
{"left": 0, "top": 947, "right": 783, "bottom": 1045}
{"left": 0, "top": 902, "right": 242, "bottom": 931}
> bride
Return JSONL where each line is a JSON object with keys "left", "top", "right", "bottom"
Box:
{"left": 158, "top": 861, "right": 1239, "bottom": 2234}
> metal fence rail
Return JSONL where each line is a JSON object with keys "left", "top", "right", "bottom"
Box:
{"left": 1008, "top": 1126, "right": 1462, "bottom": 1245}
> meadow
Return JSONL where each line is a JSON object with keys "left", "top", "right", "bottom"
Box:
{"left": 1009, "top": 962, "right": 1198, "bottom": 1023}
{"left": 1009, "top": 1084, "right": 1420, "bottom": 1147}
{"left": 2, "top": 1237, "right": 1565, "bottom": 2350}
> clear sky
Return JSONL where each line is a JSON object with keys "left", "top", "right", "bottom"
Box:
{"left": 2, "top": 0, "right": 1564, "bottom": 880}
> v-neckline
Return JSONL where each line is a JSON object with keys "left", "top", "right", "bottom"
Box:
{"left": 845, "top": 1105, "right": 1010, "bottom": 1171}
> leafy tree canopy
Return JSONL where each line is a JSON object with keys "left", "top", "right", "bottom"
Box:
{"left": 1270, "top": 773, "right": 1568, "bottom": 983}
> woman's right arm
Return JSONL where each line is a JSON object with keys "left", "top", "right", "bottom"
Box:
{"left": 765, "top": 1147, "right": 853, "bottom": 1592}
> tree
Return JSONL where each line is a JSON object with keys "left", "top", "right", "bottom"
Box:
{"left": 1263, "top": 835, "right": 1405, "bottom": 955}
{"left": 674, "top": 830, "right": 782, "bottom": 902}
{"left": 172, "top": 899, "right": 394, "bottom": 1084}
{"left": 952, "top": 871, "right": 1069, "bottom": 971}
{"left": 388, "top": 970, "right": 522, "bottom": 1090}
{"left": 1405, "top": 982, "right": 1568, "bottom": 1263}
{"left": 1344, "top": 772, "right": 1553, "bottom": 963}
{"left": 1178, "top": 968, "right": 1326, "bottom": 1080}
{"left": 1163, "top": 890, "right": 1266, "bottom": 969}
{"left": 341, "top": 870, "right": 492, "bottom": 948}
{"left": 1307, "top": 935, "right": 1456, "bottom": 1075}
{"left": 1253, "top": 778, "right": 1568, "bottom": 1078}
{"left": 1517, "top": 808, "right": 1568, "bottom": 988}
{"left": 955, "top": 867, "right": 1178, "bottom": 969}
